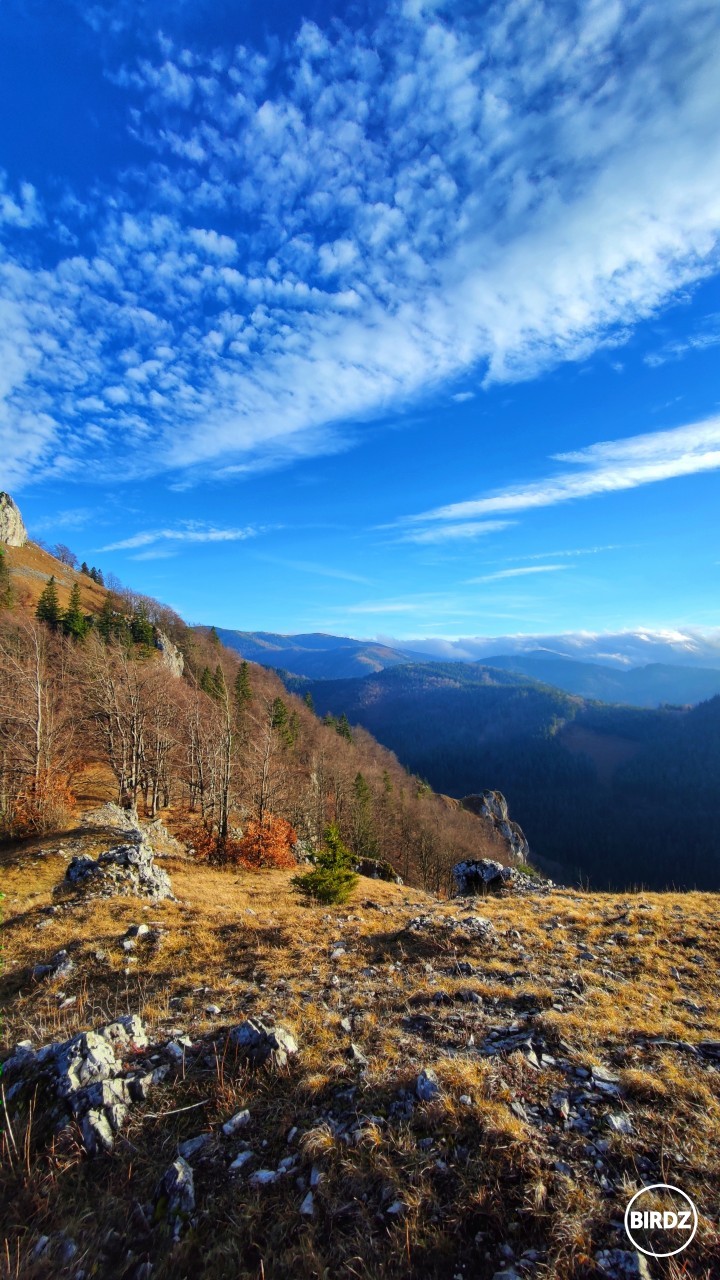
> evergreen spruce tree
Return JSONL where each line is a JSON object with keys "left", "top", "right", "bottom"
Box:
{"left": 234, "top": 661, "right": 251, "bottom": 710}
{"left": 303, "top": 690, "right": 315, "bottom": 713}
{"left": 97, "top": 595, "right": 117, "bottom": 642}
{"left": 336, "top": 712, "right": 353, "bottom": 742}
{"left": 130, "top": 604, "right": 154, "bottom": 646}
{"left": 62, "top": 581, "right": 88, "bottom": 639}
{"left": 35, "top": 576, "right": 61, "bottom": 629}
{"left": 293, "top": 823, "right": 359, "bottom": 904}
{"left": 200, "top": 666, "right": 215, "bottom": 697}
{"left": 270, "top": 696, "right": 295, "bottom": 746}
{"left": 80, "top": 561, "right": 90, "bottom": 576}
{"left": 352, "top": 771, "right": 376, "bottom": 857}
{"left": 212, "top": 664, "right": 226, "bottom": 700}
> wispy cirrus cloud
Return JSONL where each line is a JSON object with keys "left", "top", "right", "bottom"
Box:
{"left": 101, "top": 522, "right": 263, "bottom": 551}
{"left": 405, "top": 415, "right": 720, "bottom": 527}
{"left": 256, "top": 555, "right": 373, "bottom": 585}
{"left": 645, "top": 314, "right": 720, "bottom": 367}
{"left": 398, "top": 520, "right": 514, "bottom": 545}
{"left": 505, "top": 545, "right": 623, "bottom": 561}
{"left": 0, "top": 1, "right": 719, "bottom": 488}
{"left": 468, "top": 565, "right": 568, "bottom": 584}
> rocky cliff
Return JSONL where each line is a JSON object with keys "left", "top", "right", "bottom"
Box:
{"left": 461, "top": 789, "right": 531, "bottom": 864}
{"left": 0, "top": 491, "right": 28, "bottom": 547}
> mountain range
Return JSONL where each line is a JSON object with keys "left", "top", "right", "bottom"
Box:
{"left": 283, "top": 661, "right": 720, "bottom": 891}
{"left": 213, "top": 627, "right": 720, "bottom": 707}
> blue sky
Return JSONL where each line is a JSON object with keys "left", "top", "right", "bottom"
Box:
{"left": 2, "top": 0, "right": 720, "bottom": 643}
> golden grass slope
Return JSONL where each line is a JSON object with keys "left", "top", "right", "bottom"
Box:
{"left": 1, "top": 827, "right": 719, "bottom": 1279}
{"left": 4, "top": 542, "right": 109, "bottom": 615}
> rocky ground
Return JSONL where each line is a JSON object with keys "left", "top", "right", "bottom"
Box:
{"left": 1, "top": 812, "right": 719, "bottom": 1279}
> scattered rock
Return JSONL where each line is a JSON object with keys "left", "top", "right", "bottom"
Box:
{"left": 595, "top": 1248, "right": 653, "bottom": 1278}
{"left": 604, "top": 1113, "right": 634, "bottom": 1135}
{"left": 178, "top": 1133, "right": 212, "bottom": 1160}
{"left": 229, "top": 1150, "right": 254, "bottom": 1171}
{"left": 353, "top": 856, "right": 402, "bottom": 883}
{"left": 222, "top": 1109, "right": 251, "bottom": 1136}
{"left": 229, "top": 1019, "right": 298, "bottom": 1069}
{"left": 416, "top": 1068, "right": 441, "bottom": 1102}
{"left": 346, "top": 1043, "right": 369, "bottom": 1067}
{"left": 249, "top": 1169, "right": 277, "bottom": 1187}
{"left": 299, "top": 1190, "right": 315, "bottom": 1216}
{"left": 33, "top": 949, "right": 75, "bottom": 982}
{"left": 157, "top": 1157, "right": 195, "bottom": 1239}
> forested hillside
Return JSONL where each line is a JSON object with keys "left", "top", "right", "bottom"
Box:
{"left": 0, "top": 541, "right": 510, "bottom": 894}
{"left": 291, "top": 664, "right": 720, "bottom": 891}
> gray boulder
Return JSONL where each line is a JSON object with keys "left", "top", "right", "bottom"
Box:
{"left": 157, "top": 1157, "right": 195, "bottom": 1240}
{"left": 452, "top": 859, "right": 517, "bottom": 895}
{"left": 65, "top": 836, "right": 173, "bottom": 901}
{"left": 0, "top": 491, "right": 28, "bottom": 547}
{"left": 80, "top": 802, "right": 143, "bottom": 837}
{"left": 229, "top": 1019, "right": 298, "bottom": 1069}
{"left": 33, "top": 949, "right": 75, "bottom": 982}
{"left": 1, "top": 1015, "right": 152, "bottom": 1154}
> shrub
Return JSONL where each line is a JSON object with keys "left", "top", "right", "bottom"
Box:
{"left": 293, "top": 823, "right": 359, "bottom": 904}
{"left": 181, "top": 813, "right": 298, "bottom": 869}
{"left": 11, "top": 771, "right": 76, "bottom": 835}
{"left": 233, "top": 816, "right": 297, "bottom": 869}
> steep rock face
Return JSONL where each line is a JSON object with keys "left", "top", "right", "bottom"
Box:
{"left": 462, "top": 789, "right": 531, "bottom": 864}
{"left": 0, "top": 491, "right": 28, "bottom": 547}
{"left": 155, "top": 629, "right": 184, "bottom": 677}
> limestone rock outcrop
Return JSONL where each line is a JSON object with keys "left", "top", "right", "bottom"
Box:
{"left": 65, "top": 834, "right": 174, "bottom": 901}
{"left": 462, "top": 789, "right": 531, "bottom": 864}
{"left": 155, "top": 629, "right": 184, "bottom": 677}
{"left": 0, "top": 491, "right": 28, "bottom": 546}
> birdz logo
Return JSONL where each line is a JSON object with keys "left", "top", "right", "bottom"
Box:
{"left": 624, "top": 1184, "right": 698, "bottom": 1258}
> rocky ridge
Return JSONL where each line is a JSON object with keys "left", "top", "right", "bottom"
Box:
{"left": 0, "top": 490, "right": 28, "bottom": 547}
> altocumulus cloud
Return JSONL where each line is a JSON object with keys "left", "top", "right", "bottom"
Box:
{"left": 1, "top": 0, "right": 720, "bottom": 487}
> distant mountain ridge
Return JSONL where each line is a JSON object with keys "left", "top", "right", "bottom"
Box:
{"left": 210, "top": 627, "right": 720, "bottom": 707}
{"left": 287, "top": 661, "right": 720, "bottom": 891}
{"left": 479, "top": 651, "right": 720, "bottom": 707}
{"left": 213, "top": 628, "right": 427, "bottom": 680}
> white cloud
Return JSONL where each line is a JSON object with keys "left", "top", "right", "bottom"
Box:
{"left": 1, "top": 1, "right": 720, "bottom": 486}
{"left": 468, "top": 565, "right": 568, "bottom": 583}
{"left": 406, "top": 414, "right": 720, "bottom": 525}
{"left": 398, "top": 520, "right": 514, "bottom": 544}
{"left": 505, "top": 545, "right": 623, "bottom": 561}
{"left": 451, "top": 391, "right": 475, "bottom": 403}
{"left": 101, "top": 522, "right": 262, "bottom": 551}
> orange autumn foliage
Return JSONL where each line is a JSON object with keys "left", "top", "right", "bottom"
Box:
{"left": 179, "top": 812, "right": 297, "bottom": 869}
{"left": 231, "top": 815, "right": 297, "bottom": 869}
{"left": 11, "top": 771, "right": 76, "bottom": 836}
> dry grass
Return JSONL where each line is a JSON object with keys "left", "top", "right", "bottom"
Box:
{"left": 5, "top": 542, "right": 109, "bottom": 615}
{"left": 1, "top": 830, "right": 720, "bottom": 1279}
